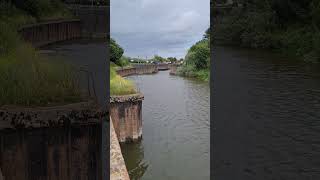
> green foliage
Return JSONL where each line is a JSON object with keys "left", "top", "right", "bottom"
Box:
{"left": 167, "top": 57, "right": 177, "bottom": 63}
{"left": 177, "top": 30, "right": 210, "bottom": 81}
{"left": 153, "top": 55, "right": 166, "bottom": 62}
{"left": 110, "top": 66, "right": 136, "bottom": 95}
{"left": 214, "top": 0, "right": 320, "bottom": 62}
{"left": 186, "top": 39, "right": 210, "bottom": 70}
{"left": 177, "top": 65, "right": 209, "bottom": 81}
{"left": 110, "top": 38, "right": 124, "bottom": 65}
{"left": 118, "top": 56, "right": 130, "bottom": 67}
{"left": 203, "top": 27, "right": 210, "bottom": 40}
{"left": 0, "top": 1, "right": 81, "bottom": 106}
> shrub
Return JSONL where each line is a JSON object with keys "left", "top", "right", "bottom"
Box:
{"left": 110, "top": 38, "right": 124, "bottom": 65}
{"left": 118, "top": 56, "right": 130, "bottom": 67}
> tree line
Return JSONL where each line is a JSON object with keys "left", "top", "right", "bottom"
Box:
{"left": 110, "top": 38, "right": 183, "bottom": 66}
{"left": 213, "top": 0, "right": 320, "bottom": 62}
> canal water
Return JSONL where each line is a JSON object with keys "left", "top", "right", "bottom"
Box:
{"left": 123, "top": 71, "right": 210, "bottom": 180}
{"left": 213, "top": 46, "right": 320, "bottom": 180}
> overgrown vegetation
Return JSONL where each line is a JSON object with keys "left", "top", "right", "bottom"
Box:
{"left": 110, "top": 66, "right": 136, "bottom": 95}
{"left": 177, "top": 29, "right": 210, "bottom": 81}
{"left": 0, "top": 1, "right": 82, "bottom": 106}
{"left": 214, "top": 0, "right": 320, "bottom": 62}
{"left": 110, "top": 38, "right": 136, "bottom": 95}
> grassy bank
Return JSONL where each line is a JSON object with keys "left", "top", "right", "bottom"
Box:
{"left": 0, "top": 1, "right": 82, "bottom": 106}
{"left": 110, "top": 38, "right": 137, "bottom": 96}
{"left": 110, "top": 66, "right": 136, "bottom": 96}
{"left": 177, "top": 66, "right": 209, "bottom": 81}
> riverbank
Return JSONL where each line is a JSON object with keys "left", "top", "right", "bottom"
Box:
{"left": 177, "top": 66, "right": 209, "bottom": 81}
{"left": 176, "top": 31, "right": 210, "bottom": 81}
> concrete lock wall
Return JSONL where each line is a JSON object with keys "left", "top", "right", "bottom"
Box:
{"left": 0, "top": 101, "right": 106, "bottom": 180}
{"left": 18, "top": 19, "right": 82, "bottom": 47}
{"left": 157, "top": 63, "right": 170, "bottom": 70}
{"left": 170, "top": 65, "right": 178, "bottom": 75}
{"left": 116, "top": 64, "right": 158, "bottom": 77}
{"left": 110, "top": 94, "right": 144, "bottom": 143}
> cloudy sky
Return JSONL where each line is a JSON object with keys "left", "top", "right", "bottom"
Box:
{"left": 111, "top": 0, "right": 210, "bottom": 59}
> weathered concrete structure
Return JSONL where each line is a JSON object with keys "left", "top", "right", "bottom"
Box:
{"left": 18, "top": 19, "right": 81, "bottom": 47}
{"left": 157, "top": 63, "right": 170, "bottom": 71}
{"left": 169, "top": 65, "right": 178, "bottom": 75}
{"left": 110, "top": 119, "right": 130, "bottom": 180}
{"left": 110, "top": 94, "right": 144, "bottom": 143}
{"left": 0, "top": 101, "right": 106, "bottom": 180}
{"left": 0, "top": 101, "right": 104, "bottom": 129}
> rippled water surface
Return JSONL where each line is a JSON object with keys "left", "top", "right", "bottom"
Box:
{"left": 122, "top": 71, "right": 210, "bottom": 180}
{"left": 213, "top": 46, "right": 320, "bottom": 180}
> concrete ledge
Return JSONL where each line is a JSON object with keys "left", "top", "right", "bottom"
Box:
{"left": 0, "top": 101, "right": 106, "bottom": 129}
{"left": 110, "top": 93, "right": 144, "bottom": 103}
{"left": 110, "top": 119, "right": 130, "bottom": 180}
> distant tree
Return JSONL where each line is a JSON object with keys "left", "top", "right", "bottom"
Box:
{"left": 185, "top": 39, "right": 210, "bottom": 70}
{"left": 153, "top": 55, "right": 166, "bottom": 62}
{"left": 167, "top": 57, "right": 177, "bottom": 63}
{"left": 110, "top": 38, "right": 124, "bottom": 65}
{"left": 203, "top": 27, "right": 210, "bottom": 40}
{"left": 118, "top": 56, "right": 130, "bottom": 67}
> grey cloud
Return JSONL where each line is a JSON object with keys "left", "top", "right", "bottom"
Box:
{"left": 111, "top": 0, "right": 209, "bottom": 58}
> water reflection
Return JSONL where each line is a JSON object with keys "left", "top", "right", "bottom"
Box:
{"left": 121, "top": 141, "right": 149, "bottom": 180}
{"left": 213, "top": 46, "right": 320, "bottom": 180}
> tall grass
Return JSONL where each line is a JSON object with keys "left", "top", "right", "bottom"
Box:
{"left": 0, "top": 1, "right": 82, "bottom": 106}
{"left": 110, "top": 67, "right": 136, "bottom": 96}
{"left": 0, "top": 21, "right": 81, "bottom": 106}
{"left": 177, "top": 65, "right": 209, "bottom": 81}
{"left": 0, "top": 43, "right": 82, "bottom": 106}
